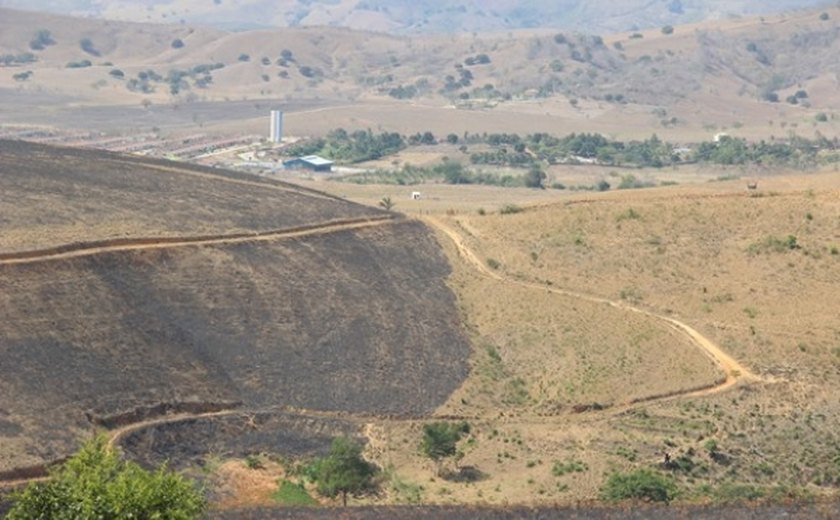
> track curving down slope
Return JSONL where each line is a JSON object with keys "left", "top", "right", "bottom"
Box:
{"left": 422, "top": 216, "right": 761, "bottom": 405}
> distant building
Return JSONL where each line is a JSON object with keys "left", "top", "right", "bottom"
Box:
{"left": 283, "top": 155, "right": 334, "bottom": 172}
{"left": 270, "top": 110, "right": 284, "bottom": 143}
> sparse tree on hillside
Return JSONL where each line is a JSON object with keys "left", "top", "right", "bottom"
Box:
{"left": 420, "top": 421, "right": 470, "bottom": 476}
{"left": 29, "top": 29, "right": 56, "bottom": 51}
{"left": 313, "top": 437, "right": 379, "bottom": 507}
{"left": 379, "top": 196, "right": 395, "bottom": 211}
{"left": 79, "top": 38, "right": 100, "bottom": 56}
{"left": 661, "top": 25, "right": 674, "bottom": 35}
{"left": 171, "top": 38, "right": 185, "bottom": 49}
{"left": 524, "top": 165, "right": 547, "bottom": 189}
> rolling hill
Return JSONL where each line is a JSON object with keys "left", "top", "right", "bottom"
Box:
{"left": 0, "top": 140, "right": 471, "bottom": 478}
{"left": 1, "top": 5, "right": 839, "bottom": 141}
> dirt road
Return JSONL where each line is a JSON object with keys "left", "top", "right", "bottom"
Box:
{"left": 423, "top": 216, "right": 759, "bottom": 402}
{"left": 0, "top": 216, "right": 395, "bottom": 266}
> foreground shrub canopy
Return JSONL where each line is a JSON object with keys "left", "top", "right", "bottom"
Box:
{"left": 8, "top": 435, "right": 206, "bottom": 519}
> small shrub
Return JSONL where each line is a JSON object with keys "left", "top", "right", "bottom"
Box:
{"left": 596, "top": 180, "right": 611, "bottom": 191}
{"left": 499, "top": 204, "right": 523, "bottom": 215}
{"left": 748, "top": 235, "right": 800, "bottom": 255}
{"left": 245, "top": 454, "right": 264, "bottom": 470}
{"left": 831, "top": 246, "right": 838, "bottom": 256}
{"left": 65, "top": 59, "right": 93, "bottom": 69}
{"left": 712, "top": 482, "right": 765, "bottom": 503}
{"left": 109, "top": 69, "right": 125, "bottom": 79}
{"left": 12, "top": 71, "right": 32, "bottom": 82}
{"left": 815, "top": 113, "right": 828, "bottom": 123}
{"left": 616, "top": 208, "right": 641, "bottom": 221}
{"left": 274, "top": 480, "right": 318, "bottom": 506}
{"left": 171, "top": 38, "right": 185, "bottom": 49}
{"left": 661, "top": 25, "right": 674, "bottom": 35}
{"left": 819, "top": 12, "right": 830, "bottom": 21}
{"left": 486, "top": 258, "right": 501, "bottom": 270}
{"left": 552, "top": 459, "right": 588, "bottom": 476}
{"left": 600, "top": 469, "right": 677, "bottom": 503}
{"left": 79, "top": 38, "right": 100, "bottom": 56}
{"left": 238, "top": 53, "right": 250, "bottom": 62}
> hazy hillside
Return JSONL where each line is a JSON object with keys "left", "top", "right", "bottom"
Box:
{"left": 0, "top": 0, "right": 834, "bottom": 33}
{"left": 2, "top": 4, "right": 838, "bottom": 142}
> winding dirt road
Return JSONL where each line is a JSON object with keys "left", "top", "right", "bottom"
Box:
{"left": 422, "top": 216, "right": 759, "bottom": 401}
{"left": 0, "top": 215, "right": 396, "bottom": 266}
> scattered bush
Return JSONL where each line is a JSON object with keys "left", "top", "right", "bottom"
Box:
{"left": 79, "top": 38, "right": 100, "bottom": 56}
{"left": 815, "top": 113, "right": 828, "bottom": 123}
{"left": 29, "top": 29, "right": 56, "bottom": 51}
{"left": 12, "top": 71, "right": 32, "bottom": 82}
{"left": 109, "top": 69, "right": 125, "bottom": 79}
{"left": 274, "top": 480, "right": 318, "bottom": 506}
{"left": 819, "top": 12, "right": 830, "bottom": 21}
{"left": 171, "top": 38, "right": 185, "bottom": 49}
{"left": 65, "top": 59, "right": 93, "bottom": 68}
{"left": 238, "top": 53, "right": 250, "bottom": 62}
{"left": 748, "top": 235, "right": 800, "bottom": 254}
{"left": 500, "top": 204, "right": 523, "bottom": 215}
{"left": 600, "top": 469, "right": 678, "bottom": 503}
{"left": 661, "top": 25, "right": 674, "bottom": 35}
{"left": 552, "top": 459, "right": 588, "bottom": 476}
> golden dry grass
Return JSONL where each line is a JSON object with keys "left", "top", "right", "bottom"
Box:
{"left": 306, "top": 170, "right": 840, "bottom": 505}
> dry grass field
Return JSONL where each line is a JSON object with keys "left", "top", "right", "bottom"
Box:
{"left": 276, "top": 170, "right": 840, "bottom": 507}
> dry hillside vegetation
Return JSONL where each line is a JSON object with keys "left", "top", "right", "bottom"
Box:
{"left": 0, "top": 141, "right": 471, "bottom": 480}
{"left": 371, "top": 175, "right": 840, "bottom": 504}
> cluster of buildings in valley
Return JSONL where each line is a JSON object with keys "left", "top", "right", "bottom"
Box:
{"left": 0, "top": 108, "right": 337, "bottom": 176}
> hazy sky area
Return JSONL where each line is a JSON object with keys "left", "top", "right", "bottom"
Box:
{"left": 0, "top": 0, "right": 834, "bottom": 32}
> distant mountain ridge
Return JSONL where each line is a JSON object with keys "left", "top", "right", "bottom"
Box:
{"left": 0, "top": 0, "right": 834, "bottom": 33}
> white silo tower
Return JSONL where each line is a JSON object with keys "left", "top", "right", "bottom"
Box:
{"left": 269, "top": 110, "right": 284, "bottom": 143}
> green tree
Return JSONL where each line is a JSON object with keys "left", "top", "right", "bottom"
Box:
{"left": 8, "top": 435, "right": 205, "bottom": 519}
{"left": 314, "top": 437, "right": 378, "bottom": 506}
{"left": 420, "top": 421, "right": 470, "bottom": 476}
{"left": 379, "top": 196, "right": 396, "bottom": 211}
{"left": 524, "top": 165, "right": 547, "bottom": 188}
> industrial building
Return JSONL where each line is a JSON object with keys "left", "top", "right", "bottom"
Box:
{"left": 282, "top": 155, "right": 334, "bottom": 172}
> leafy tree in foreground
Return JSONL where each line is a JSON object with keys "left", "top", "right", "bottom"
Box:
{"left": 420, "top": 421, "right": 470, "bottom": 476}
{"left": 8, "top": 435, "right": 206, "bottom": 519}
{"left": 314, "top": 437, "right": 379, "bottom": 507}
